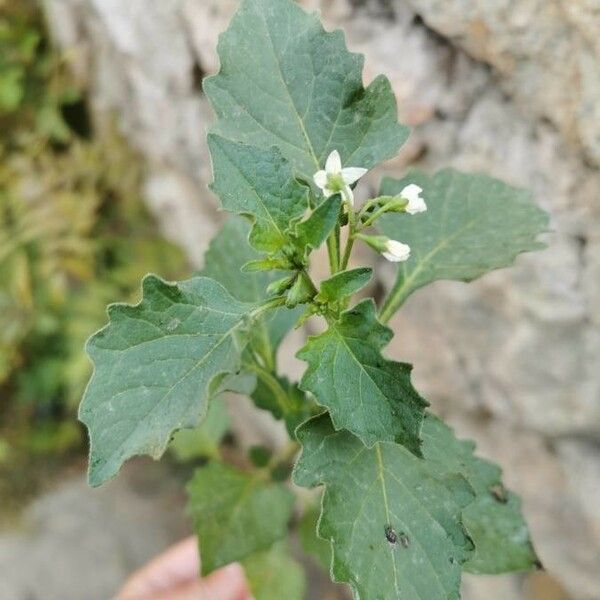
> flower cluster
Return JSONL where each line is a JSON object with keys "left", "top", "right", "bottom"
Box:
{"left": 314, "top": 150, "right": 427, "bottom": 262}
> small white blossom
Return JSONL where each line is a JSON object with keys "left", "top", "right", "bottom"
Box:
{"left": 382, "top": 239, "right": 411, "bottom": 262}
{"left": 400, "top": 183, "right": 427, "bottom": 215}
{"left": 313, "top": 150, "right": 367, "bottom": 205}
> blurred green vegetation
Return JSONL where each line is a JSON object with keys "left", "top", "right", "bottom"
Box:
{"left": 0, "top": 0, "right": 186, "bottom": 501}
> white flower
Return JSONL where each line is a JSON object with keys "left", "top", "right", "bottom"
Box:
{"left": 382, "top": 239, "right": 411, "bottom": 262}
{"left": 313, "top": 150, "right": 367, "bottom": 205}
{"left": 400, "top": 183, "right": 427, "bottom": 215}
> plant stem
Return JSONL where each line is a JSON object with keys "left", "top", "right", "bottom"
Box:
{"left": 360, "top": 204, "right": 391, "bottom": 229}
{"left": 243, "top": 361, "right": 292, "bottom": 414}
{"left": 340, "top": 234, "right": 355, "bottom": 270}
{"left": 358, "top": 197, "right": 382, "bottom": 219}
{"left": 251, "top": 296, "right": 287, "bottom": 318}
{"left": 340, "top": 188, "right": 356, "bottom": 270}
{"left": 326, "top": 230, "right": 339, "bottom": 274}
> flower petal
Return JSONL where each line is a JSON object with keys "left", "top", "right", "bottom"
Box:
{"left": 341, "top": 167, "right": 368, "bottom": 185}
{"left": 343, "top": 185, "right": 354, "bottom": 205}
{"left": 313, "top": 170, "right": 328, "bottom": 189}
{"left": 323, "top": 186, "right": 335, "bottom": 198}
{"left": 325, "top": 150, "right": 342, "bottom": 174}
{"left": 383, "top": 240, "right": 411, "bottom": 262}
{"left": 405, "top": 196, "right": 427, "bottom": 215}
{"left": 400, "top": 184, "right": 423, "bottom": 202}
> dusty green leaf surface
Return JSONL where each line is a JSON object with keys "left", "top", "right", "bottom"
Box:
{"left": 209, "top": 135, "right": 309, "bottom": 253}
{"left": 80, "top": 275, "right": 251, "bottom": 486}
{"left": 294, "top": 195, "right": 342, "bottom": 253}
{"left": 378, "top": 169, "right": 549, "bottom": 321}
{"left": 294, "top": 413, "right": 474, "bottom": 600}
{"left": 205, "top": 0, "right": 409, "bottom": 180}
{"left": 243, "top": 543, "right": 306, "bottom": 600}
{"left": 421, "top": 415, "right": 539, "bottom": 574}
{"left": 316, "top": 267, "right": 373, "bottom": 303}
{"left": 187, "top": 462, "right": 295, "bottom": 574}
{"left": 298, "top": 300, "right": 427, "bottom": 452}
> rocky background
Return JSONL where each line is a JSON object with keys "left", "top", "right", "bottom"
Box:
{"left": 37, "top": 0, "right": 599, "bottom": 598}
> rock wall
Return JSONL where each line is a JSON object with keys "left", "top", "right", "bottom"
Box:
{"left": 42, "top": 0, "right": 600, "bottom": 598}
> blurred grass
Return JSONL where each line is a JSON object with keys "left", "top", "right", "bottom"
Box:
{"left": 0, "top": 0, "right": 187, "bottom": 510}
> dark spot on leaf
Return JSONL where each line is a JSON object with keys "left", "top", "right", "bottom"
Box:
{"left": 534, "top": 558, "right": 545, "bottom": 571}
{"left": 399, "top": 532, "right": 410, "bottom": 548}
{"left": 385, "top": 525, "right": 397, "bottom": 544}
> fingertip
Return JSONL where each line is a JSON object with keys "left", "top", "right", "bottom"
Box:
{"left": 200, "top": 562, "right": 251, "bottom": 600}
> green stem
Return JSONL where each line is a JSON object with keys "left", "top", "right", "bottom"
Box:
{"left": 360, "top": 204, "right": 391, "bottom": 230}
{"left": 340, "top": 235, "right": 355, "bottom": 270}
{"left": 340, "top": 188, "right": 357, "bottom": 270}
{"left": 244, "top": 361, "right": 293, "bottom": 415}
{"left": 379, "top": 281, "right": 408, "bottom": 324}
{"left": 326, "top": 231, "right": 339, "bottom": 274}
{"left": 251, "top": 296, "right": 287, "bottom": 318}
{"left": 358, "top": 197, "right": 382, "bottom": 219}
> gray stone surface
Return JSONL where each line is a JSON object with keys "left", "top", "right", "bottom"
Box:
{"left": 41, "top": 0, "right": 599, "bottom": 597}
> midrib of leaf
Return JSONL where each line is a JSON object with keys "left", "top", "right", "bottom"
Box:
{"left": 379, "top": 218, "right": 477, "bottom": 323}
{"left": 340, "top": 442, "right": 456, "bottom": 598}
{"left": 333, "top": 328, "right": 369, "bottom": 409}
{"left": 223, "top": 474, "right": 261, "bottom": 538}
{"left": 332, "top": 326, "right": 392, "bottom": 414}
{"left": 257, "top": 7, "right": 320, "bottom": 169}
{"left": 99, "top": 315, "right": 247, "bottom": 464}
{"left": 375, "top": 444, "right": 401, "bottom": 597}
{"left": 316, "top": 70, "right": 352, "bottom": 165}
{"left": 108, "top": 314, "right": 245, "bottom": 354}
{"left": 382, "top": 460, "right": 454, "bottom": 597}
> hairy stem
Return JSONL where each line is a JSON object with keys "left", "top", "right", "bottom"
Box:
{"left": 360, "top": 204, "right": 390, "bottom": 229}
{"left": 326, "top": 230, "right": 340, "bottom": 274}
{"left": 340, "top": 188, "right": 357, "bottom": 270}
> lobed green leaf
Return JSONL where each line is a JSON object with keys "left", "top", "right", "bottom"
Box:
{"left": 208, "top": 135, "right": 309, "bottom": 254}
{"left": 316, "top": 267, "right": 373, "bottom": 304}
{"left": 205, "top": 0, "right": 409, "bottom": 181}
{"left": 421, "top": 415, "right": 539, "bottom": 574}
{"left": 294, "top": 195, "right": 342, "bottom": 254}
{"left": 187, "top": 462, "right": 295, "bottom": 574}
{"left": 294, "top": 412, "right": 539, "bottom": 598}
{"left": 294, "top": 413, "right": 474, "bottom": 600}
{"left": 80, "top": 275, "right": 251, "bottom": 486}
{"left": 298, "top": 300, "right": 428, "bottom": 452}
{"left": 378, "top": 169, "right": 549, "bottom": 321}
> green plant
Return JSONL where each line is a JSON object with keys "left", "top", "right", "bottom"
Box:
{"left": 80, "top": 0, "right": 549, "bottom": 597}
